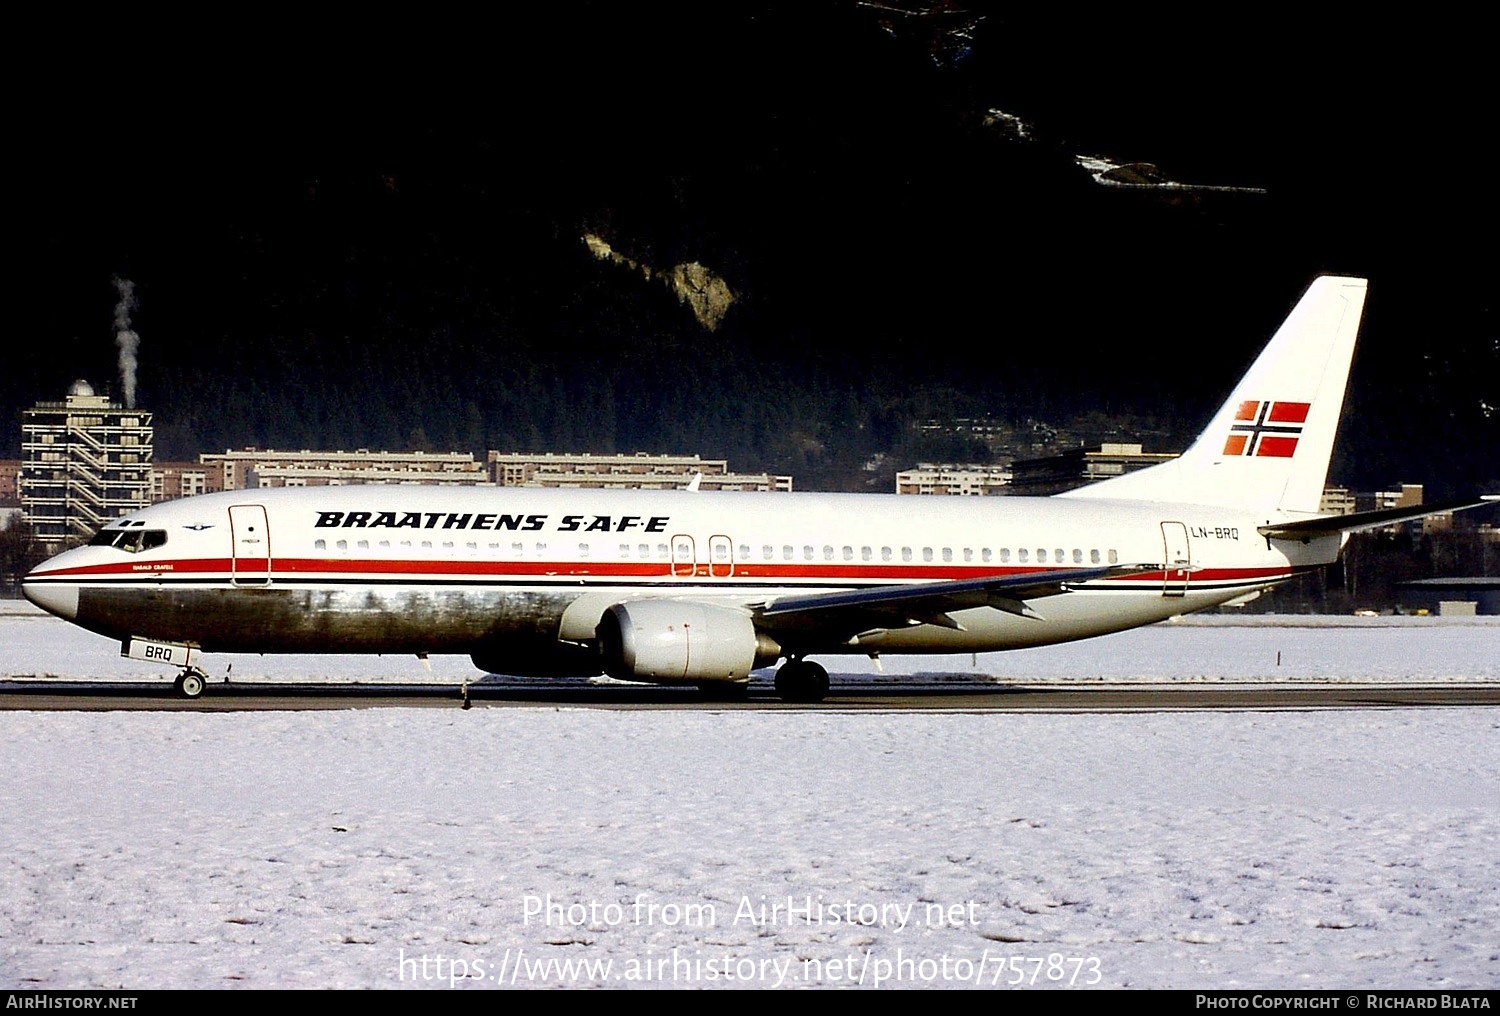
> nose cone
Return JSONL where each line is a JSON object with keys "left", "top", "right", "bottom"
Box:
{"left": 22, "top": 568, "right": 80, "bottom": 621}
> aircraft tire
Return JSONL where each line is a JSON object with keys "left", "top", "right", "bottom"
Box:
{"left": 774, "top": 660, "right": 829, "bottom": 703}
{"left": 176, "top": 670, "right": 206, "bottom": 699}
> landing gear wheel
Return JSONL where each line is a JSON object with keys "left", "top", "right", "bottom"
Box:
{"left": 774, "top": 660, "right": 829, "bottom": 703}
{"left": 174, "top": 668, "right": 207, "bottom": 699}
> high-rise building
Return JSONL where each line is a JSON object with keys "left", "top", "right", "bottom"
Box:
{"left": 20, "top": 380, "right": 154, "bottom": 546}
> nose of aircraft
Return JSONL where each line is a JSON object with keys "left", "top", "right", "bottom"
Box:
{"left": 21, "top": 566, "right": 79, "bottom": 621}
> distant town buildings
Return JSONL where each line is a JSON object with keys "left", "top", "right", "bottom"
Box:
{"left": 1319, "top": 485, "right": 1357, "bottom": 515}
{"left": 19, "top": 381, "right": 153, "bottom": 547}
{"left": 0, "top": 459, "right": 19, "bottom": 506}
{"left": 1396, "top": 578, "right": 1500, "bottom": 616}
{"left": 487, "top": 452, "right": 793, "bottom": 491}
{"left": 1005, "top": 443, "right": 1179, "bottom": 497}
{"left": 176, "top": 449, "right": 795, "bottom": 493}
{"left": 1371, "top": 484, "right": 1425, "bottom": 513}
{"left": 894, "top": 463, "right": 1012, "bottom": 496}
{"left": 198, "top": 448, "right": 486, "bottom": 490}
{"left": 151, "top": 462, "right": 212, "bottom": 502}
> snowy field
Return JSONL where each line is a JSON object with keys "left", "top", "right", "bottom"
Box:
{"left": 1, "top": 600, "right": 1497, "bottom": 990}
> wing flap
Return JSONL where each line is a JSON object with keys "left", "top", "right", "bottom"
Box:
{"left": 754, "top": 563, "right": 1159, "bottom": 639}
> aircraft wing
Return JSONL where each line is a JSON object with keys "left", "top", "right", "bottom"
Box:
{"left": 753, "top": 563, "right": 1162, "bottom": 636}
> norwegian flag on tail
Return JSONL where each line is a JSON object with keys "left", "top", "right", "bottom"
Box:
{"left": 1222, "top": 400, "right": 1310, "bottom": 458}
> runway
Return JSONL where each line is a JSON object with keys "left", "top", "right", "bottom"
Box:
{"left": 3, "top": 677, "right": 1497, "bottom": 712}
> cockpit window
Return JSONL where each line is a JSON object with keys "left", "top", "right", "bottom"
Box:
{"left": 88, "top": 529, "right": 168, "bottom": 553}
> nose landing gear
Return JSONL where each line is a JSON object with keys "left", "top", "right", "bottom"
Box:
{"left": 173, "top": 667, "right": 208, "bottom": 699}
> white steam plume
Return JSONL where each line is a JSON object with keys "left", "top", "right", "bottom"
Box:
{"left": 112, "top": 276, "right": 139, "bottom": 408}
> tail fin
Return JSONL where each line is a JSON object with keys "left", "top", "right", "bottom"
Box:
{"left": 1061, "top": 275, "right": 1367, "bottom": 513}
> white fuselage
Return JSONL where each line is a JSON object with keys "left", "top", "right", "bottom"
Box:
{"left": 21, "top": 486, "right": 1334, "bottom": 669}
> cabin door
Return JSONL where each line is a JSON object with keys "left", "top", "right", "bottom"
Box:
{"left": 1160, "top": 521, "right": 1190, "bottom": 597}
{"left": 230, "top": 504, "right": 271, "bottom": 585}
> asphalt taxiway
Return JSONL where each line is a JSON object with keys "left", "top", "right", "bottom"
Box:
{"left": 2, "top": 678, "right": 1496, "bottom": 712}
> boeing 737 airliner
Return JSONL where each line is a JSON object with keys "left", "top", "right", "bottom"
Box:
{"left": 20, "top": 277, "right": 1492, "bottom": 700}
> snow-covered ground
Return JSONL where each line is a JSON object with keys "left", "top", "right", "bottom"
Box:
{"left": 2, "top": 601, "right": 1497, "bottom": 989}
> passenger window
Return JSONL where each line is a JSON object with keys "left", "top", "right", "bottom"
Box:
{"left": 998, "top": 548, "right": 1007, "bottom": 563}
{"left": 861, "top": 546, "right": 872, "bottom": 561}
{"left": 842, "top": 546, "right": 854, "bottom": 561}
{"left": 620, "top": 543, "right": 631, "bottom": 556}
{"left": 881, "top": 547, "right": 892, "bottom": 561}
{"left": 823, "top": 546, "right": 834, "bottom": 561}
{"left": 738, "top": 544, "right": 750, "bottom": 558}
{"left": 942, "top": 548, "right": 953, "bottom": 563}
{"left": 1018, "top": 549, "right": 1029, "bottom": 563}
{"left": 1091, "top": 549, "right": 1101, "bottom": 564}
{"left": 379, "top": 540, "right": 390, "bottom": 548}
{"left": 1073, "top": 549, "right": 1083, "bottom": 564}
{"left": 985, "top": 548, "right": 995, "bottom": 563}
{"left": 1037, "top": 549, "right": 1047, "bottom": 563}
{"left": 579, "top": 543, "right": 590, "bottom": 557}
{"left": 1108, "top": 549, "right": 1118, "bottom": 564}
{"left": 357, "top": 540, "right": 369, "bottom": 550}
{"left": 655, "top": 543, "right": 666, "bottom": 558}
{"left": 901, "top": 547, "right": 912, "bottom": 562}
{"left": 783, "top": 545, "right": 794, "bottom": 560}
{"left": 963, "top": 548, "right": 973, "bottom": 562}
{"left": 804, "top": 546, "right": 814, "bottom": 561}
{"left": 337, "top": 540, "right": 348, "bottom": 551}
{"left": 640, "top": 543, "right": 651, "bottom": 558}
{"left": 314, "top": 538, "right": 326, "bottom": 550}
{"left": 715, "top": 544, "right": 729, "bottom": 561}
{"left": 763, "top": 545, "right": 774, "bottom": 560}
{"left": 922, "top": 547, "right": 933, "bottom": 562}
{"left": 1055, "top": 548, "right": 1065, "bottom": 562}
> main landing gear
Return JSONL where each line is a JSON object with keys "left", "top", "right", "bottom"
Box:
{"left": 174, "top": 667, "right": 208, "bottom": 699}
{"left": 774, "top": 658, "right": 830, "bottom": 704}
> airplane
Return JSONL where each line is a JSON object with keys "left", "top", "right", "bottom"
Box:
{"left": 20, "top": 276, "right": 1494, "bottom": 701}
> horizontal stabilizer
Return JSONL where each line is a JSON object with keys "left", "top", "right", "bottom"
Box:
{"left": 1258, "top": 497, "right": 1498, "bottom": 540}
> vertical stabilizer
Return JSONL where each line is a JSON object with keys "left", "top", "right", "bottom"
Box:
{"left": 1061, "top": 276, "right": 1367, "bottom": 513}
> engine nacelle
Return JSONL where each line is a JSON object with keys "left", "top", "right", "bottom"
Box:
{"left": 596, "top": 601, "right": 776, "bottom": 684}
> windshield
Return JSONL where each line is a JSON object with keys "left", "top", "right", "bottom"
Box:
{"left": 87, "top": 529, "right": 168, "bottom": 553}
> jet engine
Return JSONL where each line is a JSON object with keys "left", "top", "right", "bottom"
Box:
{"left": 595, "top": 601, "right": 779, "bottom": 684}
